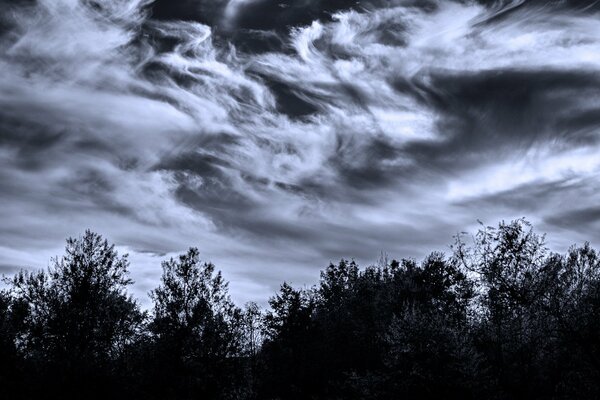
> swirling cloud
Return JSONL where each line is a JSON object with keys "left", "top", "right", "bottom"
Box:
{"left": 2, "top": 0, "right": 600, "bottom": 304}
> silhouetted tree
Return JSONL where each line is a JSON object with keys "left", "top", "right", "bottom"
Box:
{"left": 242, "top": 301, "right": 262, "bottom": 359}
{"left": 258, "top": 254, "right": 476, "bottom": 399}
{"left": 2, "top": 220, "right": 600, "bottom": 400}
{"left": 380, "top": 253, "right": 477, "bottom": 399}
{"left": 6, "top": 230, "right": 144, "bottom": 398}
{"left": 0, "top": 289, "right": 25, "bottom": 398}
{"left": 542, "top": 244, "right": 600, "bottom": 399}
{"left": 238, "top": 301, "right": 262, "bottom": 398}
{"left": 258, "top": 282, "right": 317, "bottom": 399}
{"left": 148, "top": 247, "right": 244, "bottom": 399}
{"left": 452, "top": 220, "right": 549, "bottom": 398}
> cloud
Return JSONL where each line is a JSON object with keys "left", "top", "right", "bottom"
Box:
{"left": 2, "top": 0, "right": 600, "bottom": 305}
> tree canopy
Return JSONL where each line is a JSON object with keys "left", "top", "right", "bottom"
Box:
{"left": 2, "top": 220, "right": 600, "bottom": 399}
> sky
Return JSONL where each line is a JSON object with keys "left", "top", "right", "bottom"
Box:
{"left": 1, "top": 0, "right": 600, "bottom": 306}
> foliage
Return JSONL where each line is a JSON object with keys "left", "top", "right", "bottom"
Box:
{"left": 2, "top": 220, "right": 600, "bottom": 399}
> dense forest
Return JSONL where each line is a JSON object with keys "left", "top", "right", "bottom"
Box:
{"left": 1, "top": 219, "right": 600, "bottom": 399}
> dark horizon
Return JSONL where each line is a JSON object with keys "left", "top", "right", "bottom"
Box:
{"left": 3, "top": 219, "right": 600, "bottom": 399}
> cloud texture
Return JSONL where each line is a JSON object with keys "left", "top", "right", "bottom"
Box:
{"left": 2, "top": 0, "right": 600, "bottom": 304}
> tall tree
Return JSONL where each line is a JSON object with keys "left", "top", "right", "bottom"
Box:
{"left": 453, "top": 219, "right": 555, "bottom": 398}
{"left": 7, "top": 230, "right": 144, "bottom": 398}
{"left": 148, "top": 247, "right": 243, "bottom": 399}
{"left": 259, "top": 282, "right": 317, "bottom": 399}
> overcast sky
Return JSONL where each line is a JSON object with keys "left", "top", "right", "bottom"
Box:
{"left": 2, "top": 0, "right": 600, "bottom": 306}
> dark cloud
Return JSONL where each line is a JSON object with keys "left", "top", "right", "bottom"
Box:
{"left": 475, "top": 0, "right": 600, "bottom": 12}
{"left": 454, "top": 179, "right": 582, "bottom": 213}
{"left": 400, "top": 69, "right": 600, "bottom": 173}
{"left": 252, "top": 74, "right": 322, "bottom": 117}
{"left": 149, "top": 0, "right": 596, "bottom": 37}
{"left": 228, "top": 0, "right": 363, "bottom": 31}
{"left": 150, "top": 0, "right": 437, "bottom": 56}
{"left": 326, "top": 133, "right": 405, "bottom": 190}
{"left": 151, "top": 0, "right": 370, "bottom": 31}
{"left": 0, "top": 263, "right": 22, "bottom": 276}
{"left": 546, "top": 206, "right": 600, "bottom": 231}
{"left": 151, "top": 0, "right": 224, "bottom": 25}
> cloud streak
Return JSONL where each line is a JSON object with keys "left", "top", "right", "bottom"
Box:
{"left": 2, "top": 0, "right": 600, "bottom": 304}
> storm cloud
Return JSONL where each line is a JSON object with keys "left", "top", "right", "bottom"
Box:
{"left": 2, "top": 0, "right": 600, "bottom": 304}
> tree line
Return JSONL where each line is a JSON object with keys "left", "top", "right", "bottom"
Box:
{"left": 1, "top": 219, "right": 600, "bottom": 399}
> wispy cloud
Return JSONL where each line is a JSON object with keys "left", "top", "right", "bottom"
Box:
{"left": 2, "top": 0, "right": 600, "bottom": 304}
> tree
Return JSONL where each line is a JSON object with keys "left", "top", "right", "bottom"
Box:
{"left": 237, "top": 301, "right": 263, "bottom": 398}
{"left": 0, "top": 289, "right": 25, "bottom": 398}
{"left": 542, "top": 244, "right": 600, "bottom": 398}
{"left": 453, "top": 219, "right": 556, "bottom": 398}
{"left": 242, "top": 301, "right": 262, "bottom": 359}
{"left": 4, "top": 219, "right": 600, "bottom": 399}
{"left": 319, "top": 259, "right": 359, "bottom": 309}
{"left": 148, "top": 247, "right": 243, "bottom": 399}
{"left": 258, "top": 282, "right": 317, "bottom": 399}
{"left": 376, "top": 255, "right": 477, "bottom": 398}
{"left": 262, "top": 282, "right": 315, "bottom": 341}
{"left": 7, "top": 230, "right": 144, "bottom": 398}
